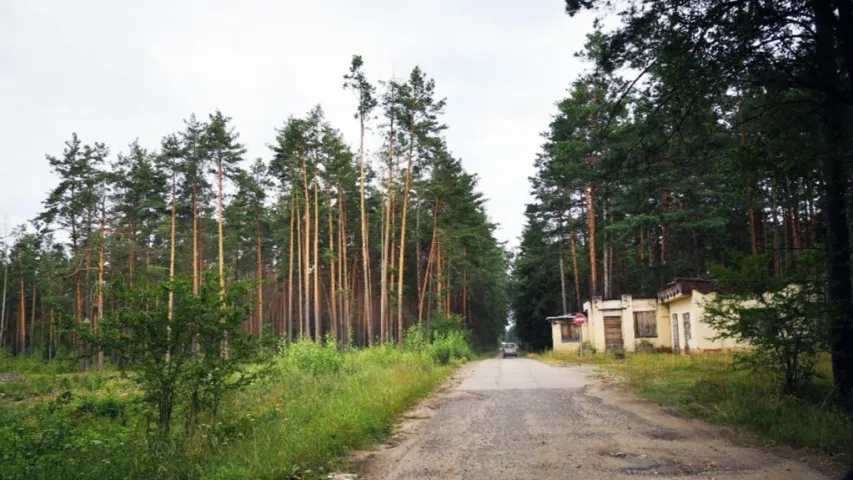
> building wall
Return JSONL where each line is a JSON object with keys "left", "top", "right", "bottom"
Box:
{"left": 568, "top": 288, "right": 751, "bottom": 356}
{"left": 663, "top": 295, "right": 691, "bottom": 352}
{"left": 655, "top": 302, "right": 673, "bottom": 349}
{"left": 584, "top": 296, "right": 661, "bottom": 352}
{"left": 626, "top": 297, "right": 662, "bottom": 350}
{"left": 690, "top": 291, "right": 744, "bottom": 351}
{"left": 550, "top": 321, "right": 590, "bottom": 352}
{"left": 662, "top": 291, "right": 745, "bottom": 353}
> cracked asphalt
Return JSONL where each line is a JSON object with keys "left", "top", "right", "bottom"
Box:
{"left": 357, "top": 358, "right": 837, "bottom": 480}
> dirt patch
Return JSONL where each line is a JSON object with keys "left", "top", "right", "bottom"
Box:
{"left": 0, "top": 372, "right": 25, "bottom": 383}
{"left": 583, "top": 370, "right": 848, "bottom": 479}
{"left": 344, "top": 362, "right": 477, "bottom": 476}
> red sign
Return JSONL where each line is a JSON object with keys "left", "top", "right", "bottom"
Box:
{"left": 573, "top": 312, "right": 586, "bottom": 325}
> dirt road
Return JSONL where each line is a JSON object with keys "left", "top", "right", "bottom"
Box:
{"left": 356, "top": 358, "right": 837, "bottom": 480}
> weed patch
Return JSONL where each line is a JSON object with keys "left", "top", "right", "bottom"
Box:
{"left": 534, "top": 351, "right": 852, "bottom": 459}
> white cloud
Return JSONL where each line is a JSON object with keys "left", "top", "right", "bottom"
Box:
{"left": 0, "top": 0, "right": 598, "bottom": 248}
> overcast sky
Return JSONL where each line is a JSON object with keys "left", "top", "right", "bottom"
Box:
{"left": 0, "top": 0, "right": 599, "bottom": 248}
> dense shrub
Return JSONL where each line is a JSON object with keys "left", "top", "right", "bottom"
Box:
{"left": 277, "top": 336, "right": 344, "bottom": 375}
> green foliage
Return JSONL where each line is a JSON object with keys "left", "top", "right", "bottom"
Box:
{"left": 277, "top": 336, "right": 344, "bottom": 376}
{"left": 94, "top": 272, "right": 265, "bottom": 441}
{"left": 404, "top": 314, "right": 473, "bottom": 365}
{"left": 603, "top": 353, "right": 851, "bottom": 457}
{"left": 580, "top": 340, "right": 596, "bottom": 354}
{"left": 0, "top": 339, "right": 467, "bottom": 479}
{"left": 635, "top": 340, "right": 655, "bottom": 353}
{"left": 705, "top": 253, "right": 829, "bottom": 393}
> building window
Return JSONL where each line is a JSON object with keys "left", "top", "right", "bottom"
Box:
{"left": 561, "top": 323, "right": 581, "bottom": 342}
{"left": 633, "top": 311, "right": 657, "bottom": 338}
{"left": 683, "top": 312, "right": 692, "bottom": 341}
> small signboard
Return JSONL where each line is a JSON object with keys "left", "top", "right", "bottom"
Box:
{"left": 573, "top": 312, "right": 586, "bottom": 326}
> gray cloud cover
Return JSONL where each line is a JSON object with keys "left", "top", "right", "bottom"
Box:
{"left": 0, "top": 0, "right": 597, "bottom": 247}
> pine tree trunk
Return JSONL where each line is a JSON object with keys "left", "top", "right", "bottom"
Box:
{"left": 96, "top": 202, "right": 105, "bottom": 371}
{"left": 18, "top": 276, "right": 25, "bottom": 355}
{"left": 602, "top": 204, "right": 610, "bottom": 299}
{"left": 326, "top": 183, "right": 337, "bottom": 341}
{"left": 167, "top": 179, "right": 177, "bottom": 365}
{"left": 787, "top": 179, "right": 801, "bottom": 252}
{"left": 145, "top": 245, "right": 151, "bottom": 314}
{"left": 29, "top": 280, "right": 36, "bottom": 353}
{"left": 296, "top": 200, "right": 304, "bottom": 338}
{"left": 0, "top": 255, "right": 7, "bottom": 353}
{"left": 415, "top": 200, "right": 422, "bottom": 314}
{"left": 83, "top": 228, "right": 92, "bottom": 371}
{"left": 436, "top": 238, "right": 443, "bottom": 314}
{"left": 301, "top": 153, "right": 311, "bottom": 339}
{"left": 287, "top": 194, "right": 295, "bottom": 341}
{"left": 748, "top": 187, "right": 759, "bottom": 256}
{"left": 419, "top": 201, "right": 439, "bottom": 324}
{"left": 807, "top": 181, "right": 816, "bottom": 247}
{"left": 129, "top": 205, "right": 137, "bottom": 288}
{"left": 812, "top": 0, "right": 853, "bottom": 398}
{"left": 569, "top": 227, "right": 581, "bottom": 310}
{"left": 585, "top": 182, "right": 598, "bottom": 296}
{"left": 192, "top": 185, "right": 199, "bottom": 295}
{"left": 559, "top": 254, "right": 568, "bottom": 316}
{"left": 445, "top": 257, "right": 451, "bottom": 314}
{"left": 255, "top": 206, "right": 263, "bottom": 338}
{"left": 338, "top": 185, "right": 344, "bottom": 346}
{"left": 313, "top": 176, "right": 320, "bottom": 341}
{"left": 771, "top": 178, "right": 781, "bottom": 276}
{"left": 396, "top": 131, "right": 415, "bottom": 343}
{"left": 380, "top": 179, "right": 390, "bottom": 342}
{"left": 217, "top": 157, "right": 228, "bottom": 358}
{"left": 462, "top": 248, "right": 468, "bottom": 327}
{"left": 357, "top": 117, "right": 373, "bottom": 345}
{"left": 389, "top": 194, "right": 396, "bottom": 343}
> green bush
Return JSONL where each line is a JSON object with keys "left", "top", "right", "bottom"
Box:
{"left": 429, "top": 330, "right": 472, "bottom": 365}
{"left": 277, "top": 336, "right": 343, "bottom": 375}
{"left": 636, "top": 340, "right": 655, "bottom": 353}
{"left": 580, "top": 341, "right": 596, "bottom": 354}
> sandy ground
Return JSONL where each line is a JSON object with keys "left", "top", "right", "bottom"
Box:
{"left": 347, "top": 357, "right": 845, "bottom": 480}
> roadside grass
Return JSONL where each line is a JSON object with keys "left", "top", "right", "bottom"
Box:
{"left": 526, "top": 349, "right": 614, "bottom": 365}
{"left": 0, "top": 338, "right": 470, "bottom": 479}
{"left": 198, "top": 344, "right": 455, "bottom": 479}
{"left": 533, "top": 350, "right": 852, "bottom": 459}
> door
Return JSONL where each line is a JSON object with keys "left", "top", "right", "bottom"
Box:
{"left": 671, "top": 313, "right": 680, "bottom": 354}
{"left": 603, "top": 316, "right": 624, "bottom": 351}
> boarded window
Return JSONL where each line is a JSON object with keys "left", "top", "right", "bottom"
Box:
{"left": 561, "top": 323, "right": 581, "bottom": 342}
{"left": 683, "top": 312, "right": 692, "bottom": 341}
{"left": 633, "top": 311, "right": 657, "bottom": 338}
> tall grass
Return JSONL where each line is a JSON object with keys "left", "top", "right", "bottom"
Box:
{"left": 198, "top": 340, "right": 453, "bottom": 478}
{"left": 535, "top": 351, "right": 852, "bottom": 458}
{"left": 0, "top": 337, "right": 470, "bottom": 479}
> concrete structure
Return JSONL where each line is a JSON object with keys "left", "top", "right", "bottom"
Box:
{"left": 548, "top": 278, "right": 745, "bottom": 354}
{"left": 547, "top": 314, "right": 590, "bottom": 353}
{"left": 657, "top": 278, "right": 743, "bottom": 353}
{"left": 578, "top": 295, "right": 663, "bottom": 353}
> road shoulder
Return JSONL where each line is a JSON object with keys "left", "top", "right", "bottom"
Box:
{"left": 545, "top": 359, "right": 848, "bottom": 479}
{"left": 338, "top": 360, "right": 480, "bottom": 478}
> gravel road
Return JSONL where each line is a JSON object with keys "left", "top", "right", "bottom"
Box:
{"left": 355, "top": 357, "right": 839, "bottom": 480}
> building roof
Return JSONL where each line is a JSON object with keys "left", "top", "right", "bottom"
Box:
{"left": 657, "top": 278, "right": 715, "bottom": 303}
{"left": 546, "top": 314, "right": 577, "bottom": 324}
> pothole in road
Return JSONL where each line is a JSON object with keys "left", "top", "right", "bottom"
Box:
{"left": 644, "top": 428, "right": 686, "bottom": 441}
{"left": 443, "top": 391, "right": 485, "bottom": 402}
{"left": 615, "top": 458, "right": 742, "bottom": 477}
{"left": 600, "top": 451, "right": 743, "bottom": 477}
